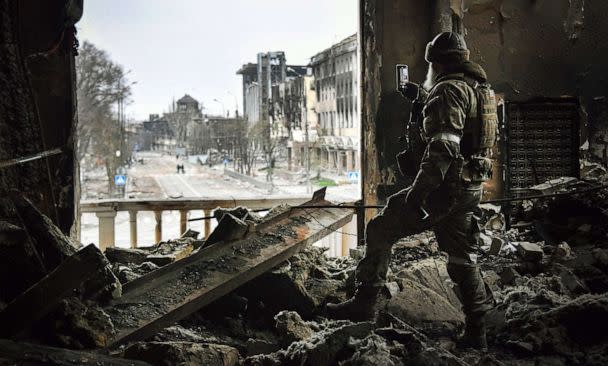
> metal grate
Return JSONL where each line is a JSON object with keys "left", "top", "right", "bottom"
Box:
{"left": 505, "top": 99, "right": 580, "bottom": 196}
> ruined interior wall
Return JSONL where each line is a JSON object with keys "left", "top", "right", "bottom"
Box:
{"left": 462, "top": 0, "right": 608, "bottom": 160}
{"left": 0, "top": 0, "right": 78, "bottom": 234}
{"left": 18, "top": 0, "right": 80, "bottom": 235}
{"left": 362, "top": 0, "right": 608, "bottom": 210}
{"left": 361, "top": 0, "right": 433, "bottom": 213}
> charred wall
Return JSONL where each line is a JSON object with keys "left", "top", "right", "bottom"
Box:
{"left": 360, "top": 0, "right": 434, "bottom": 214}
{"left": 0, "top": 0, "right": 79, "bottom": 234}
{"left": 362, "top": 0, "right": 608, "bottom": 214}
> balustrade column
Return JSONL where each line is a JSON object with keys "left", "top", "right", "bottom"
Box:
{"left": 96, "top": 210, "right": 117, "bottom": 252}
{"left": 180, "top": 210, "right": 188, "bottom": 235}
{"left": 341, "top": 215, "right": 357, "bottom": 257}
{"left": 154, "top": 211, "right": 162, "bottom": 243}
{"left": 129, "top": 210, "right": 138, "bottom": 248}
{"left": 204, "top": 210, "right": 212, "bottom": 239}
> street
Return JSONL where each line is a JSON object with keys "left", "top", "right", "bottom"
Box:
{"left": 81, "top": 152, "right": 359, "bottom": 248}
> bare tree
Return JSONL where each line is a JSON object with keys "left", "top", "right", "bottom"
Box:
{"left": 250, "top": 119, "right": 280, "bottom": 188}
{"left": 237, "top": 120, "right": 260, "bottom": 176}
{"left": 76, "top": 41, "right": 133, "bottom": 195}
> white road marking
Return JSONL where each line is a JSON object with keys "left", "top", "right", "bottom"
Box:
{"left": 154, "top": 176, "right": 170, "bottom": 198}
{"left": 176, "top": 174, "right": 201, "bottom": 197}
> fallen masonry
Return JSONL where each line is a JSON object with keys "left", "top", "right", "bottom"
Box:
{"left": 0, "top": 339, "right": 151, "bottom": 366}
{"left": 2, "top": 179, "right": 608, "bottom": 365}
{"left": 103, "top": 192, "right": 353, "bottom": 346}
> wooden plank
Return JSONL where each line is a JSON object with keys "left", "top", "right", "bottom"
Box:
{"left": 0, "top": 244, "right": 116, "bottom": 338}
{"left": 104, "top": 199, "right": 353, "bottom": 347}
{"left": 0, "top": 339, "right": 150, "bottom": 366}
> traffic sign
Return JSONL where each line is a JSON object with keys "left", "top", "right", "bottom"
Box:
{"left": 347, "top": 171, "right": 359, "bottom": 182}
{"left": 114, "top": 175, "right": 127, "bottom": 186}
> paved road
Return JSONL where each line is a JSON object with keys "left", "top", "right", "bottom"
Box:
{"left": 131, "top": 152, "right": 269, "bottom": 199}
{"left": 128, "top": 152, "right": 359, "bottom": 202}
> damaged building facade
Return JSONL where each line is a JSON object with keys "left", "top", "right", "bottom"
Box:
{"left": 238, "top": 35, "right": 360, "bottom": 175}
{"left": 310, "top": 34, "right": 360, "bottom": 174}
{"left": 2, "top": 0, "right": 608, "bottom": 365}
{"left": 237, "top": 52, "right": 308, "bottom": 128}
{"left": 141, "top": 94, "right": 207, "bottom": 155}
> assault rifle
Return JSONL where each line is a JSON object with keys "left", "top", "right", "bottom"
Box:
{"left": 395, "top": 65, "right": 428, "bottom": 178}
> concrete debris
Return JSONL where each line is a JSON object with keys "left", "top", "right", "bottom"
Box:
{"left": 105, "top": 247, "right": 149, "bottom": 265}
{"left": 0, "top": 339, "right": 151, "bottom": 365}
{"left": 499, "top": 266, "right": 520, "bottom": 286}
{"left": 108, "top": 239, "right": 197, "bottom": 270}
{"left": 0, "top": 244, "right": 120, "bottom": 339}
{"left": 214, "top": 206, "right": 263, "bottom": 224}
{"left": 529, "top": 177, "right": 579, "bottom": 195}
{"left": 341, "top": 333, "right": 398, "bottom": 366}
{"left": 552, "top": 241, "right": 573, "bottom": 262}
{"left": 488, "top": 237, "right": 504, "bottom": 256}
{"left": 274, "top": 310, "right": 315, "bottom": 345}
{"left": 114, "top": 261, "right": 160, "bottom": 284}
{"left": 9, "top": 191, "right": 81, "bottom": 270}
{"left": 385, "top": 277, "right": 464, "bottom": 326}
{"left": 2, "top": 178, "right": 608, "bottom": 365}
{"left": 42, "top": 297, "right": 115, "bottom": 349}
{"left": 244, "top": 321, "right": 375, "bottom": 366}
{"left": 205, "top": 213, "right": 251, "bottom": 247}
{"left": 181, "top": 228, "right": 200, "bottom": 239}
{"left": 123, "top": 342, "right": 242, "bottom": 366}
{"left": 515, "top": 241, "right": 544, "bottom": 262}
{"left": 581, "top": 160, "right": 607, "bottom": 181}
{"left": 239, "top": 246, "right": 353, "bottom": 321}
{"left": 485, "top": 213, "right": 506, "bottom": 231}
{"left": 0, "top": 221, "right": 45, "bottom": 303}
{"left": 103, "top": 195, "right": 353, "bottom": 347}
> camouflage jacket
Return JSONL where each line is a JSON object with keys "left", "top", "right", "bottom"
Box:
{"left": 408, "top": 72, "right": 479, "bottom": 204}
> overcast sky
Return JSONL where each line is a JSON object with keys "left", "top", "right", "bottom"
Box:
{"left": 78, "top": 0, "right": 358, "bottom": 120}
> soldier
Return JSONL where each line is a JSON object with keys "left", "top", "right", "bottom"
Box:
{"left": 326, "top": 32, "right": 497, "bottom": 350}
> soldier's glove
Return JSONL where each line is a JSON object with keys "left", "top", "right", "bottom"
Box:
{"left": 399, "top": 82, "right": 422, "bottom": 101}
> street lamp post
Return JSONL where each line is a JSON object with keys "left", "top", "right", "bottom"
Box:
{"left": 213, "top": 99, "right": 226, "bottom": 118}
{"left": 304, "top": 98, "right": 312, "bottom": 194}
{"left": 227, "top": 91, "right": 239, "bottom": 117}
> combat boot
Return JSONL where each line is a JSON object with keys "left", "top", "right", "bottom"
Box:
{"left": 457, "top": 313, "right": 488, "bottom": 351}
{"left": 325, "top": 286, "right": 380, "bottom": 321}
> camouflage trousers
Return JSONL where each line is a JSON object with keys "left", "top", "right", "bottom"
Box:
{"left": 355, "top": 185, "right": 490, "bottom": 315}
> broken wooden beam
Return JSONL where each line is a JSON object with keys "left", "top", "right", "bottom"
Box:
{"left": 104, "top": 192, "right": 353, "bottom": 347}
{"left": 0, "top": 244, "right": 121, "bottom": 338}
{"left": 0, "top": 339, "right": 151, "bottom": 365}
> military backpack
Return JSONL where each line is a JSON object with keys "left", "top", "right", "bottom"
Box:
{"left": 461, "top": 80, "right": 498, "bottom": 183}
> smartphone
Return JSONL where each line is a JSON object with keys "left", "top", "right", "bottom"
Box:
{"left": 396, "top": 64, "right": 409, "bottom": 92}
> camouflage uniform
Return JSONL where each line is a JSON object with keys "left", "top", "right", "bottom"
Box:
{"left": 355, "top": 73, "right": 489, "bottom": 319}
{"left": 328, "top": 31, "right": 492, "bottom": 350}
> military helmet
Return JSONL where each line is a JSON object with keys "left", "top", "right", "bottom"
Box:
{"left": 425, "top": 32, "right": 470, "bottom": 65}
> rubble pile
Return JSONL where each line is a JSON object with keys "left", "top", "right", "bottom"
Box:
{"left": 1, "top": 178, "right": 608, "bottom": 365}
